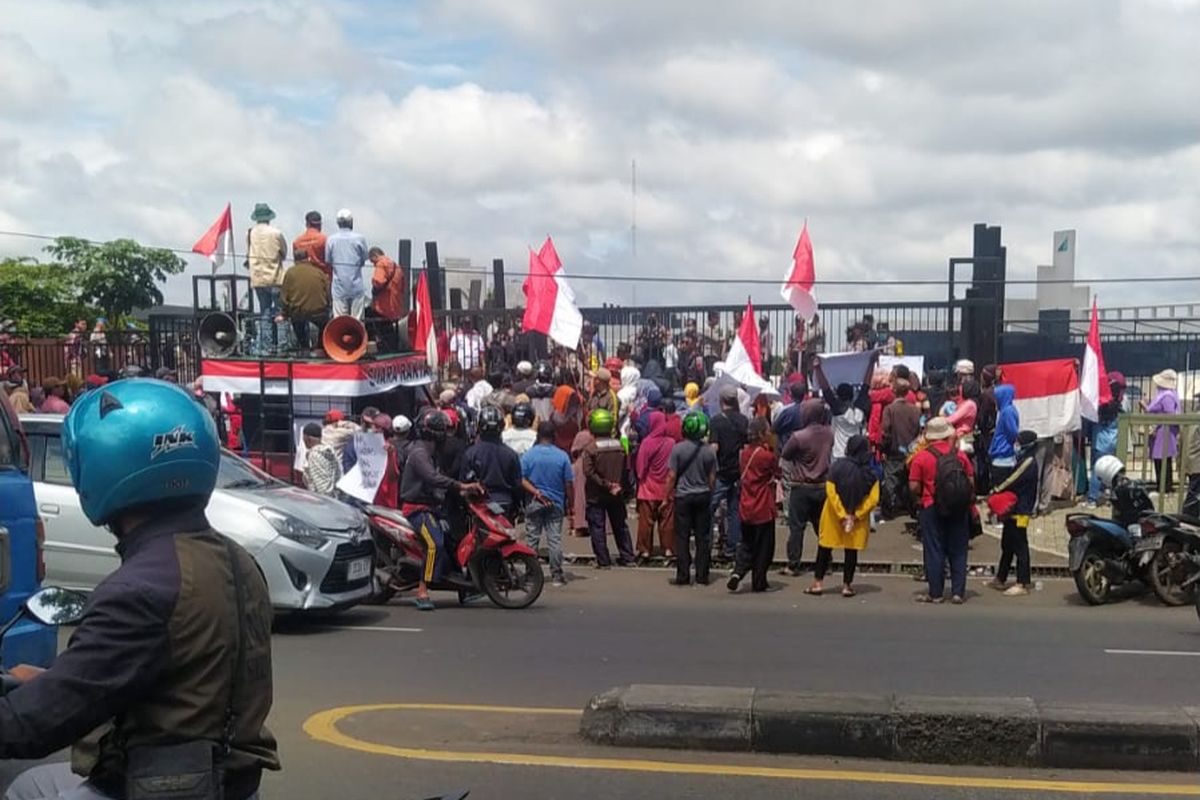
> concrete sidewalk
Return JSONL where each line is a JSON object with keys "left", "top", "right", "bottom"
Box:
{"left": 582, "top": 684, "right": 1200, "bottom": 772}
{"left": 553, "top": 504, "right": 1069, "bottom": 574}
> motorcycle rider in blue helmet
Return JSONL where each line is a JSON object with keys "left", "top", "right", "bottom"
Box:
{"left": 1, "top": 380, "right": 279, "bottom": 800}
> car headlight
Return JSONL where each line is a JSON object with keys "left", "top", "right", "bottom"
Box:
{"left": 259, "top": 508, "right": 329, "bottom": 550}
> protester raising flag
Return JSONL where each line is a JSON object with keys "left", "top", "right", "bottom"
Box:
{"left": 191, "top": 203, "right": 234, "bottom": 271}
{"left": 781, "top": 221, "right": 817, "bottom": 319}
{"left": 412, "top": 270, "right": 438, "bottom": 370}
{"left": 1079, "top": 297, "right": 1111, "bottom": 423}
{"left": 522, "top": 236, "right": 583, "bottom": 349}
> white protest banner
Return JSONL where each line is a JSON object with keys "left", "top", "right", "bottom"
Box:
{"left": 335, "top": 431, "right": 387, "bottom": 502}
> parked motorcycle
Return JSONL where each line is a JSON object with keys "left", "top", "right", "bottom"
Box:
{"left": 362, "top": 497, "right": 544, "bottom": 609}
{"left": 1068, "top": 458, "right": 1158, "bottom": 605}
{"left": 1144, "top": 514, "right": 1200, "bottom": 606}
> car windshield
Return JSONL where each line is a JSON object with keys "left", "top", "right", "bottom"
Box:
{"left": 217, "top": 451, "right": 275, "bottom": 490}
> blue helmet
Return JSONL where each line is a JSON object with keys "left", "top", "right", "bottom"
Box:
{"left": 62, "top": 379, "right": 219, "bottom": 526}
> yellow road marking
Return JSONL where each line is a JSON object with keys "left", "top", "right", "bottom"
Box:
{"left": 303, "top": 703, "right": 1200, "bottom": 796}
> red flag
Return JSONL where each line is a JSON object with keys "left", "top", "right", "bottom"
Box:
{"left": 521, "top": 236, "right": 582, "bottom": 348}
{"left": 192, "top": 203, "right": 234, "bottom": 271}
{"left": 1079, "top": 297, "right": 1111, "bottom": 422}
{"left": 725, "top": 299, "right": 762, "bottom": 376}
{"left": 781, "top": 222, "right": 817, "bottom": 319}
{"left": 413, "top": 271, "right": 437, "bottom": 370}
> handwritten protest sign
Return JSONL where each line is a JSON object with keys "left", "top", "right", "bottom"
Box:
{"left": 335, "top": 431, "right": 387, "bottom": 502}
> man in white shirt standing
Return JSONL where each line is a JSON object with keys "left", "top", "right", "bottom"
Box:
{"left": 450, "top": 317, "right": 486, "bottom": 371}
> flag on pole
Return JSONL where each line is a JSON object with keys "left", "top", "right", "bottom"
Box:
{"left": 781, "top": 221, "right": 817, "bottom": 320}
{"left": 522, "top": 236, "right": 583, "bottom": 349}
{"left": 413, "top": 271, "right": 438, "bottom": 370}
{"left": 724, "top": 299, "right": 763, "bottom": 377}
{"left": 1079, "top": 297, "right": 1111, "bottom": 423}
{"left": 191, "top": 203, "right": 234, "bottom": 271}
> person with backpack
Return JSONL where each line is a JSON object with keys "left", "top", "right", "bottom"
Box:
{"left": 986, "top": 430, "right": 1039, "bottom": 596}
{"left": 908, "top": 417, "right": 975, "bottom": 604}
{"left": 668, "top": 412, "right": 718, "bottom": 585}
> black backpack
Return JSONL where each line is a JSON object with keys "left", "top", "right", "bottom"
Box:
{"left": 933, "top": 450, "right": 973, "bottom": 516}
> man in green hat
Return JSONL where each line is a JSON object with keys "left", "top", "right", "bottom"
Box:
{"left": 246, "top": 202, "right": 287, "bottom": 316}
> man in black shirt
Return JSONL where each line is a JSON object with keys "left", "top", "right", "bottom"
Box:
{"left": 708, "top": 385, "right": 749, "bottom": 560}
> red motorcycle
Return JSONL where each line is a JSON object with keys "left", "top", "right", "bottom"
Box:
{"left": 362, "top": 497, "right": 544, "bottom": 609}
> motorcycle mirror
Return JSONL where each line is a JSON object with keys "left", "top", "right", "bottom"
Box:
{"left": 24, "top": 587, "right": 88, "bottom": 627}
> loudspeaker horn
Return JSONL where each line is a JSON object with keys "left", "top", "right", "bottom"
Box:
{"left": 198, "top": 312, "right": 239, "bottom": 357}
{"left": 322, "top": 315, "right": 368, "bottom": 363}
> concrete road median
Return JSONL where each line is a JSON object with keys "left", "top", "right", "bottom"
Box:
{"left": 580, "top": 684, "right": 1200, "bottom": 772}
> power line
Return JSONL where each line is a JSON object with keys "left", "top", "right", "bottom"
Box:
{"left": 0, "top": 227, "right": 1197, "bottom": 287}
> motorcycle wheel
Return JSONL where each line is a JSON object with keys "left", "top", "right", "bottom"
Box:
{"left": 1149, "top": 539, "right": 1198, "bottom": 607}
{"left": 1073, "top": 546, "right": 1112, "bottom": 605}
{"left": 481, "top": 552, "right": 545, "bottom": 609}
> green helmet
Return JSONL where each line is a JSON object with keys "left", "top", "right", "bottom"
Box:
{"left": 588, "top": 408, "right": 615, "bottom": 436}
{"left": 682, "top": 411, "right": 709, "bottom": 441}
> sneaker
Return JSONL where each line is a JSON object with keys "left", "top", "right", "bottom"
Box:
{"left": 1003, "top": 584, "right": 1030, "bottom": 597}
{"left": 950, "top": 595, "right": 965, "bottom": 605}
{"left": 1084, "top": 500, "right": 1098, "bottom": 510}
{"left": 551, "top": 577, "right": 565, "bottom": 587}
{"left": 985, "top": 579, "right": 1007, "bottom": 591}
{"left": 727, "top": 573, "right": 742, "bottom": 592}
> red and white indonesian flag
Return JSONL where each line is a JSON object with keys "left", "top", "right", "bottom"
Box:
{"left": 999, "top": 357, "right": 1082, "bottom": 438}
{"left": 191, "top": 203, "right": 234, "bottom": 271}
{"left": 1079, "top": 298, "right": 1112, "bottom": 423}
{"left": 413, "top": 270, "right": 438, "bottom": 370}
{"left": 715, "top": 299, "right": 776, "bottom": 395}
{"left": 522, "top": 236, "right": 583, "bottom": 349}
{"left": 780, "top": 221, "right": 817, "bottom": 320}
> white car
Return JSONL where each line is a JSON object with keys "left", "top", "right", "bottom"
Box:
{"left": 20, "top": 414, "right": 373, "bottom": 614}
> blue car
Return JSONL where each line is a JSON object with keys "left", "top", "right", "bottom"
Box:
{"left": 0, "top": 390, "right": 57, "bottom": 668}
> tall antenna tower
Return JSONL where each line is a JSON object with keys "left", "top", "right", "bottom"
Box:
{"left": 632, "top": 158, "right": 639, "bottom": 255}
{"left": 631, "top": 158, "right": 638, "bottom": 305}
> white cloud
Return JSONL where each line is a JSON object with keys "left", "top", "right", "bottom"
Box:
{"left": 0, "top": 0, "right": 1195, "bottom": 317}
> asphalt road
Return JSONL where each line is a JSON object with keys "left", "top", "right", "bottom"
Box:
{"left": 11, "top": 567, "right": 1200, "bottom": 799}
{"left": 261, "top": 567, "right": 1200, "bottom": 799}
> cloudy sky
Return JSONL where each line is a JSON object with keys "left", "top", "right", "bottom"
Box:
{"left": 1, "top": 0, "right": 1197, "bottom": 312}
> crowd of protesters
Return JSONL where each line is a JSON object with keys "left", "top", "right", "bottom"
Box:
{"left": 5, "top": 295, "right": 1196, "bottom": 608}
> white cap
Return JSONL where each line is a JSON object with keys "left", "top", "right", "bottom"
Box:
{"left": 516, "top": 360, "right": 533, "bottom": 375}
{"left": 336, "top": 208, "right": 353, "bottom": 222}
{"left": 392, "top": 414, "right": 412, "bottom": 434}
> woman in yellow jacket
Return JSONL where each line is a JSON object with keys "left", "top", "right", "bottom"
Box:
{"left": 806, "top": 434, "right": 879, "bottom": 598}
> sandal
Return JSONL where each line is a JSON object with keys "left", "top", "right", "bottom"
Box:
{"left": 803, "top": 585, "right": 823, "bottom": 596}
{"left": 914, "top": 594, "right": 945, "bottom": 604}
{"left": 842, "top": 587, "right": 856, "bottom": 598}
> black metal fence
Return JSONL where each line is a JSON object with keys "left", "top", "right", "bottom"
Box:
{"left": 0, "top": 314, "right": 199, "bottom": 388}
{"left": 432, "top": 298, "right": 990, "bottom": 380}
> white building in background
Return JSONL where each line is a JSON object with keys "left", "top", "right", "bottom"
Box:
{"left": 1005, "top": 229, "right": 1090, "bottom": 322}
{"left": 1004, "top": 230, "right": 1200, "bottom": 335}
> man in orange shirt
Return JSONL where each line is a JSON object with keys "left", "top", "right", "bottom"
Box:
{"left": 293, "top": 210, "right": 329, "bottom": 280}
{"left": 367, "top": 246, "right": 406, "bottom": 352}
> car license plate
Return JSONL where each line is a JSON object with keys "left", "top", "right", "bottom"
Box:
{"left": 346, "top": 557, "right": 371, "bottom": 581}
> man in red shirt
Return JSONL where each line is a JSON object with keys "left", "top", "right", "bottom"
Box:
{"left": 293, "top": 211, "right": 330, "bottom": 280}
{"left": 908, "top": 417, "right": 975, "bottom": 604}
{"left": 367, "top": 246, "right": 406, "bottom": 352}
{"left": 728, "top": 417, "right": 780, "bottom": 593}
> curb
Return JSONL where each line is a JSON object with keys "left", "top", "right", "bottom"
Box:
{"left": 557, "top": 552, "right": 1073, "bottom": 578}
{"left": 580, "top": 685, "right": 1200, "bottom": 771}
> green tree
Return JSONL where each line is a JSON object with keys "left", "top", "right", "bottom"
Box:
{"left": 0, "top": 257, "right": 93, "bottom": 335}
{"left": 45, "top": 237, "right": 185, "bottom": 322}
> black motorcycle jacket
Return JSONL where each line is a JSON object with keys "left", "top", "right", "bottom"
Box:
{"left": 0, "top": 507, "right": 279, "bottom": 800}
